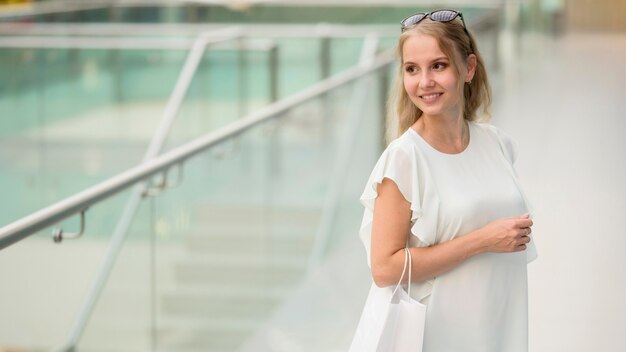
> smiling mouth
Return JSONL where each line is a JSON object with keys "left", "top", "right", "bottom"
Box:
{"left": 419, "top": 93, "right": 443, "bottom": 102}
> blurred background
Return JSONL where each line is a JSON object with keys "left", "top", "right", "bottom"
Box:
{"left": 0, "top": 0, "right": 624, "bottom": 351}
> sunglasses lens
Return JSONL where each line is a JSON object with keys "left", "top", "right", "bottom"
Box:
{"left": 430, "top": 10, "right": 459, "bottom": 22}
{"left": 402, "top": 13, "right": 426, "bottom": 28}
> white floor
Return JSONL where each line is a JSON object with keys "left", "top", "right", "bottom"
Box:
{"left": 493, "top": 31, "right": 626, "bottom": 352}
{"left": 239, "top": 31, "right": 626, "bottom": 352}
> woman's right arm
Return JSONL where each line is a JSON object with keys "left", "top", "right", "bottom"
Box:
{"left": 370, "top": 177, "right": 533, "bottom": 288}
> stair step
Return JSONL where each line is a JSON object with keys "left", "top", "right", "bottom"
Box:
{"left": 79, "top": 318, "right": 152, "bottom": 352}
{"left": 158, "top": 315, "right": 259, "bottom": 333}
{"left": 192, "top": 204, "right": 321, "bottom": 226}
{"left": 154, "top": 204, "right": 320, "bottom": 351}
{"left": 174, "top": 260, "right": 305, "bottom": 286}
{"left": 183, "top": 233, "right": 315, "bottom": 255}
{"left": 160, "top": 288, "right": 282, "bottom": 319}
{"left": 160, "top": 285, "right": 290, "bottom": 301}
{"left": 176, "top": 254, "right": 308, "bottom": 269}
{"left": 187, "top": 225, "right": 315, "bottom": 238}
{"left": 157, "top": 317, "right": 257, "bottom": 351}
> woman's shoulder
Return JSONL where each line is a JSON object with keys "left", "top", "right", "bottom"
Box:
{"left": 384, "top": 128, "right": 421, "bottom": 155}
{"left": 471, "top": 121, "right": 514, "bottom": 140}
{"left": 470, "top": 121, "right": 519, "bottom": 164}
{"left": 470, "top": 120, "right": 501, "bottom": 136}
{"left": 366, "top": 129, "right": 426, "bottom": 186}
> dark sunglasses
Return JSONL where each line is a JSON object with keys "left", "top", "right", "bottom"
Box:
{"left": 400, "top": 9, "right": 467, "bottom": 31}
{"left": 400, "top": 9, "right": 473, "bottom": 53}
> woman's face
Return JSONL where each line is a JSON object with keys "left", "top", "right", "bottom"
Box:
{"left": 402, "top": 33, "right": 465, "bottom": 119}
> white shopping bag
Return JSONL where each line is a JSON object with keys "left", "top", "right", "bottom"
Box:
{"left": 349, "top": 248, "right": 427, "bottom": 352}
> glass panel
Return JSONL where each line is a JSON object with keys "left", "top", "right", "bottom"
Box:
{"left": 0, "top": 188, "right": 134, "bottom": 350}
{"left": 136, "top": 68, "right": 387, "bottom": 351}
{"left": 0, "top": 4, "right": 506, "bottom": 351}
{"left": 163, "top": 43, "right": 261, "bottom": 150}
{"left": 0, "top": 46, "right": 186, "bottom": 227}
{"left": 236, "top": 70, "right": 388, "bottom": 351}
{"left": 276, "top": 38, "right": 326, "bottom": 98}
{"left": 0, "top": 60, "right": 389, "bottom": 351}
{"left": 330, "top": 37, "right": 364, "bottom": 75}
{"left": 163, "top": 35, "right": 367, "bottom": 151}
{"left": 77, "top": 190, "right": 155, "bottom": 351}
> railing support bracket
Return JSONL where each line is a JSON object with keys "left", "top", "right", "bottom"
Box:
{"left": 142, "top": 163, "right": 184, "bottom": 198}
{"left": 52, "top": 208, "right": 88, "bottom": 243}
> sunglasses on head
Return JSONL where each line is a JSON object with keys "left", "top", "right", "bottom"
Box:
{"left": 400, "top": 9, "right": 467, "bottom": 31}
{"left": 400, "top": 9, "right": 473, "bottom": 53}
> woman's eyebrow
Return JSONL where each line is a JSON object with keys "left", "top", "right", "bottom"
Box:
{"left": 403, "top": 56, "right": 449, "bottom": 65}
{"left": 431, "top": 56, "right": 449, "bottom": 62}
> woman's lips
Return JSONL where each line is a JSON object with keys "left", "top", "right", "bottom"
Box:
{"left": 419, "top": 93, "right": 443, "bottom": 103}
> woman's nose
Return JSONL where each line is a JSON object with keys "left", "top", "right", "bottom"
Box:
{"left": 419, "top": 72, "right": 435, "bottom": 88}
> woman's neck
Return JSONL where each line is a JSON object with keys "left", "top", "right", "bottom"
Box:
{"left": 412, "top": 114, "right": 469, "bottom": 153}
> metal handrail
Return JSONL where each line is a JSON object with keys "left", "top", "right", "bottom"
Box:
{"left": 0, "top": 0, "right": 503, "bottom": 20}
{"left": 0, "top": 49, "right": 394, "bottom": 251}
{"left": 0, "top": 22, "right": 399, "bottom": 38}
{"left": 0, "top": 35, "right": 277, "bottom": 50}
{"left": 0, "top": 26, "right": 241, "bottom": 250}
{"left": 0, "top": 0, "right": 203, "bottom": 20}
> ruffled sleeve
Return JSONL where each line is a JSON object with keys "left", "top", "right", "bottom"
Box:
{"left": 488, "top": 125, "right": 538, "bottom": 263}
{"left": 358, "top": 139, "right": 440, "bottom": 269}
{"left": 493, "top": 127, "right": 519, "bottom": 166}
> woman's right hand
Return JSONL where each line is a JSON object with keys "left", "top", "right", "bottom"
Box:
{"left": 476, "top": 215, "right": 533, "bottom": 253}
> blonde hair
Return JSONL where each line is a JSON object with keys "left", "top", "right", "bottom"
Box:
{"left": 385, "top": 18, "right": 492, "bottom": 144}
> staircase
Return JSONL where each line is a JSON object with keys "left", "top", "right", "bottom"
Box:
{"left": 157, "top": 203, "right": 321, "bottom": 351}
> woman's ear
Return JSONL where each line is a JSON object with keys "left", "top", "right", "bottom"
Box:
{"left": 466, "top": 54, "right": 477, "bottom": 82}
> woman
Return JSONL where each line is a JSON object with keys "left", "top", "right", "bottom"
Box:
{"left": 350, "top": 9, "right": 537, "bottom": 352}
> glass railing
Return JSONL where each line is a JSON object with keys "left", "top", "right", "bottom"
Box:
{"left": 0, "top": 27, "right": 393, "bottom": 349}
{"left": 74, "top": 190, "right": 157, "bottom": 351}
{"left": 0, "top": 187, "right": 135, "bottom": 350}
{"left": 236, "top": 69, "right": 390, "bottom": 352}
{"left": 66, "top": 62, "right": 389, "bottom": 351}
{"left": 0, "top": 6, "right": 506, "bottom": 351}
{"left": 0, "top": 45, "right": 183, "bottom": 229}
{"left": 0, "top": 32, "right": 369, "bottom": 237}
{"left": 162, "top": 35, "right": 392, "bottom": 152}
{"left": 1, "top": 4, "right": 490, "bottom": 26}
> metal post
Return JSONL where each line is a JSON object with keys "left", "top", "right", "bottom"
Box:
{"left": 237, "top": 36, "right": 250, "bottom": 173}
{"left": 319, "top": 36, "right": 332, "bottom": 150}
{"left": 186, "top": 4, "right": 197, "bottom": 23}
{"left": 269, "top": 44, "right": 279, "bottom": 103}
{"left": 320, "top": 36, "right": 331, "bottom": 81}
{"left": 108, "top": 4, "right": 121, "bottom": 23}
{"left": 110, "top": 48, "right": 123, "bottom": 103}
{"left": 238, "top": 36, "right": 249, "bottom": 118}
{"left": 266, "top": 45, "right": 281, "bottom": 194}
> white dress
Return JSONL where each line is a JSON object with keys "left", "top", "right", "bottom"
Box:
{"left": 352, "top": 121, "right": 537, "bottom": 352}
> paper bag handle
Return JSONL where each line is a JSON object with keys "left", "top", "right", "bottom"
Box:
{"left": 391, "top": 247, "right": 412, "bottom": 297}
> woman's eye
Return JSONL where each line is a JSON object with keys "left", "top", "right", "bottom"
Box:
{"left": 433, "top": 62, "right": 447, "bottom": 70}
{"left": 405, "top": 66, "right": 417, "bottom": 73}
